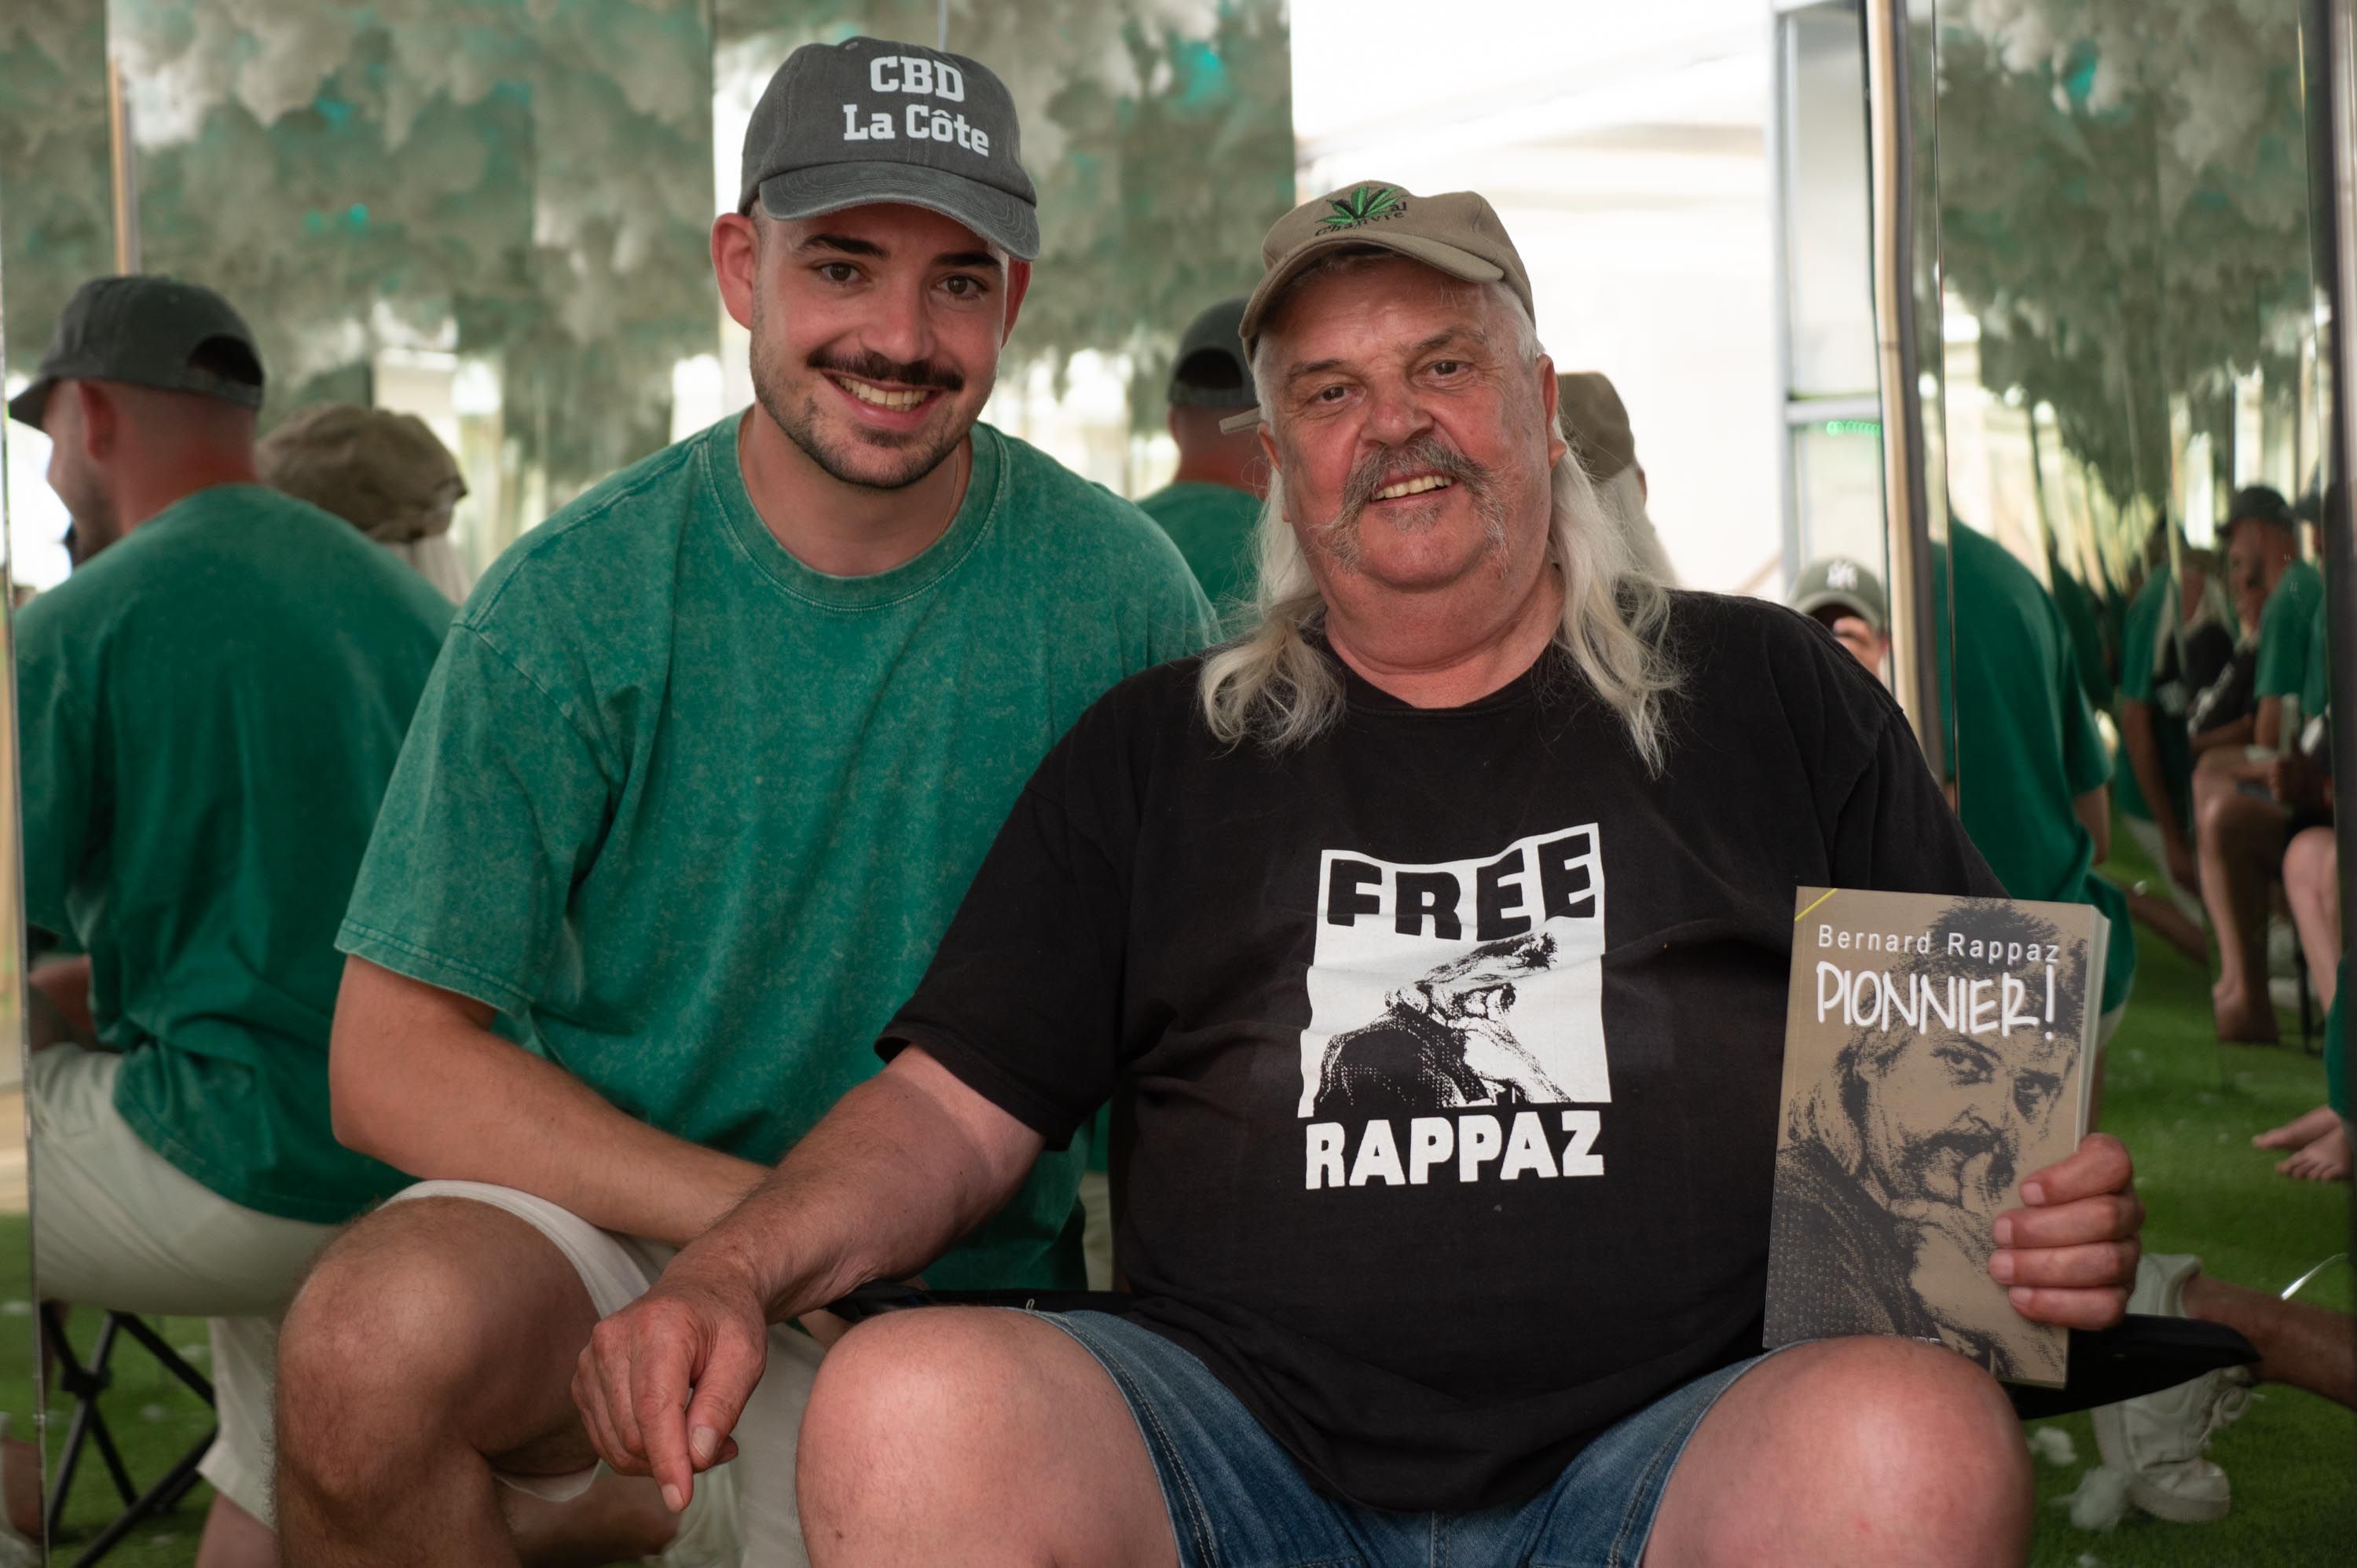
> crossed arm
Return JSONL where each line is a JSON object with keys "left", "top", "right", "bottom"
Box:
{"left": 330, "top": 954, "right": 774, "bottom": 1247}
{"left": 568, "top": 1042, "right": 2143, "bottom": 1519}
{"left": 571, "top": 1046, "right": 1043, "bottom": 1511}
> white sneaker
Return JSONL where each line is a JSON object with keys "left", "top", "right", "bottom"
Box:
{"left": 659, "top": 1454, "right": 742, "bottom": 1568}
{"left": 2090, "top": 1254, "right": 2253, "bottom": 1523}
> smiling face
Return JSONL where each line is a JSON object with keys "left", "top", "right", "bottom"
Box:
{"left": 1256, "top": 256, "right": 1562, "bottom": 610}
{"left": 724, "top": 202, "right": 1025, "bottom": 491}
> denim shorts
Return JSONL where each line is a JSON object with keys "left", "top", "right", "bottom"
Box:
{"left": 1042, "top": 1310, "right": 1775, "bottom": 1568}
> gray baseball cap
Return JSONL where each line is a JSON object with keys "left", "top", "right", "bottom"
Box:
{"left": 1791, "top": 555, "right": 1890, "bottom": 634}
{"left": 1169, "top": 297, "right": 1255, "bottom": 409}
{"left": 9, "top": 274, "right": 264, "bottom": 429}
{"left": 739, "top": 36, "right": 1038, "bottom": 261}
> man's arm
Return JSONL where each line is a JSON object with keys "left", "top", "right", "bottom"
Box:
{"left": 2254, "top": 694, "right": 2285, "bottom": 753}
{"left": 570, "top": 1045, "right": 1040, "bottom": 1510}
{"left": 2073, "top": 785, "right": 2111, "bottom": 866}
{"left": 332, "top": 955, "right": 768, "bottom": 1247}
{"left": 2190, "top": 712, "right": 2256, "bottom": 756}
{"left": 2118, "top": 700, "right": 2194, "bottom": 887}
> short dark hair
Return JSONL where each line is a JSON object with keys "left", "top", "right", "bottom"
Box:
{"left": 2227, "top": 484, "right": 2296, "bottom": 533}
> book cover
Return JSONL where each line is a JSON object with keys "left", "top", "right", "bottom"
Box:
{"left": 1763, "top": 888, "right": 2106, "bottom": 1387}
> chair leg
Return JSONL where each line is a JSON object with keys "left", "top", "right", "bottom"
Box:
{"left": 38, "top": 1307, "right": 221, "bottom": 1565}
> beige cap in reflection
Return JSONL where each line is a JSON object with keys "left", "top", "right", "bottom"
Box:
{"left": 258, "top": 403, "right": 465, "bottom": 545}
{"left": 1556, "top": 372, "right": 1636, "bottom": 482}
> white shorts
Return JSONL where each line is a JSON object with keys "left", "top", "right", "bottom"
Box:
{"left": 386, "top": 1180, "right": 823, "bottom": 1566}
{"left": 28, "top": 1045, "right": 337, "bottom": 1523}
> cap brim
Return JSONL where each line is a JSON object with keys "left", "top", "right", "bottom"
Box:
{"left": 759, "top": 163, "right": 1039, "bottom": 261}
{"left": 1242, "top": 233, "right": 1506, "bottom": 348}
{"left": 1793, "top": 589, "right": 1882, "bottom": 632}
{"left": 7, "top": 377, "right": 54, "bottom": 430}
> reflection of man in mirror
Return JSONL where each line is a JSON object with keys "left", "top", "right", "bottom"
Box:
{"left": 1134, "top": 295, "right": 1267, "bottom": 612}
{"left": 1556, "top": 370, "right": 1675, "bottom": 583}
{"left": 257, "top": 402, "right": 475, "bottom": 603}
{"left": 270, "top": 34, "right": 1210, "bottom": 1568}
{"left": 1770, "top": 903, "right": 2085, "bottom": 1383}
{"left": 8, "top": 275, "right": 456, "bottom": 1566}
{"left": 2193, "top": 484, "right": 2326, "bottom": 1042}
{"left": 1790, "top": 554, "right": 1891, "bottom": 683}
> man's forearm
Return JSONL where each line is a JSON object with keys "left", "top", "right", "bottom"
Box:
{"left": 2120, "top": 704, "right": 2184, "bottom": 848}
{"left": 687, "top": 1050, "right": 1039, "bottom": 1324}
{"left": 333, "top": 960, "right": 767, "bottom": 1246}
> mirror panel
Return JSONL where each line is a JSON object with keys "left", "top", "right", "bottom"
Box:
{"left": 1934, "top": 1, "right": 2355, "bottom": 1548}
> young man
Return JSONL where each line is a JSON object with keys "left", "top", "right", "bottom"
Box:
{"left": 271, "top": 36, "right": 1210, "bottom": 1567}
{"left": 11, "top": 276, "right": 456, "bottom": 1568}
{"left": 2194, "top": 486, "right": 2322, "bottom": 1040}
{"left": 576, "top": 185, "right": 2146, "bottom": 1568}
{"left": 1135, "top": 295, "right": 1266, "bottom": 612}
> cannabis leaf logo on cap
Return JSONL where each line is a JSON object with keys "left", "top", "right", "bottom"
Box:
{"left": 1318, "top": 184, "right": 1406, "bottom": 231}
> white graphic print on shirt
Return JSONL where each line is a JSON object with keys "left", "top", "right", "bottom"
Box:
{"left": 1298, "top": 826, "right": 1611, "bottom": 1189}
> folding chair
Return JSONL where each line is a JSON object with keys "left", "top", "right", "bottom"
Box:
{"left": 40, "top": 1306, "right": 217, "bottom": 1567}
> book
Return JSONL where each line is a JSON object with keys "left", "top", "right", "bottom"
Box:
{"left": 1763, "top": 887, "right": 2108, "bottom": 1387}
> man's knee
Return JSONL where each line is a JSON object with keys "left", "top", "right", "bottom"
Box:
{"left": 798, "top": 1309, "right": 1078, "bottom": 1523}
{"left": 1776, "top": 1339, "right": 2030, "bottom": 1537}
{"left": 801, "top": 1311, "right": 987, "bottom": 1482}
{"left": 277, "top": 1200, "right": 554, "bottom": 1489}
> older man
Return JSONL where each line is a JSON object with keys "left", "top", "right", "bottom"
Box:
{"left": 575, "top": 185, "right": 2144, "bottom": 1567}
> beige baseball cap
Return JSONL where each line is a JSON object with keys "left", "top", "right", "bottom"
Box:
{"left": 1556, "top": 372, "right": 1636, "bottom": 482}
{"left": 1218, "top": 182, "right": 1538, "bottom": 434}
{"left": 1238, "top": 181, "right": 1535, "bottom": 354}
{"left": 258, "top": 403, "right": 466, "bottom": 544}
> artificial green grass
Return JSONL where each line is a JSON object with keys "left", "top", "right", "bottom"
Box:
{"left": 0, "top": 817, "right": 2348, "bottom": 1565}
{"left": 2021, "top": 824, "right": 2356, "bottom": 1566}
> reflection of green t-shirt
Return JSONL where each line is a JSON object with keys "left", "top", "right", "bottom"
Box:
{"left": 2115, "top": 567, "right": 2194, "bottom": 828}
{"left": 2255, "top": 557, "right": 2324, "bottom": 702}
{"left": 16, "top": 484, "right": 456, "bottom": 1223}
{"left": 1944, "top": 526, "right": 2136, "bottom": 1015}
{"left": 1137, "top": 480, "right": 1260, "bottom": 617}
{"left": 340, "top": 416, "right": 1212, "bottom": 1288}
{"left": 2300, "top": 589, "right": 2332, "bottom": 736}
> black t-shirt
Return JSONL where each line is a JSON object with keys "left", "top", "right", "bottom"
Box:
{"left": 882, "top": 590, "right": 2002, "bottom": 1511}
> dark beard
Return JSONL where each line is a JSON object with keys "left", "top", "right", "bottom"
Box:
{"left": 749, "top": 311, "right": 973, "bottom": 493}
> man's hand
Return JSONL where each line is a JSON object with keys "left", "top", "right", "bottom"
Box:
{"left": 1986, "top": 1132, "right": 2142, "bottom": 1329}
{"left": 2267, "top": 752, "right": 2332, "bottom": 815}
{"left": 1890, "top": 1198, "right": 2014, "bottom": 1350}
{"left": 574, "top": 1261, "right": 768, "bottom": 1514}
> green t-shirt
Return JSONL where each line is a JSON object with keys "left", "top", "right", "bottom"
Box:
{"left": 2299, "top": 588, "right": 2332, "bottom": 735}
{"left": 2255, "top": 556, "right": 2324, "bottom": 702}
{"left": 339, "top": 416, "right": 1213, "bottom": 1289}
{"left": 1945, "top": 526, "right": 2137, "bottom": 1016}
{"left": 1136, "top": 481, "right": 1261, "bottom": 619}
{"left": 15, "top": 483, "right": 456, "bottom": 1222}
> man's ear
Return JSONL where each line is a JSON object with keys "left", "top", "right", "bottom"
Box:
{"left": 999, "top": 258, "right": 1033, "bottom": 345}
{"left": 1536, "top": 353, "right": 1568, "bottom": 467}
{"left": 712, "top": 211, "right": 760, "bottom": 332}
{"left": 75, "top": 381, "right": 115, "bottom": 460}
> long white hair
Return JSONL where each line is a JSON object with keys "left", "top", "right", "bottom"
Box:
{"left": 1198, "top": 279, "right": 1684, "bottom": 771}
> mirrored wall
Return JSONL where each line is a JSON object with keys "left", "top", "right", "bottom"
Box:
{"left": 0, "top": 2, "right": 1293, "bottom": 1559}
{"left": 1926, "top": 4, "right": 2355, "bottom": 1552}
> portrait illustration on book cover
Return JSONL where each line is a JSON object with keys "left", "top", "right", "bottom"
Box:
{"left": 1765, "top": 891, "right": 2101, "bottom": 1387}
